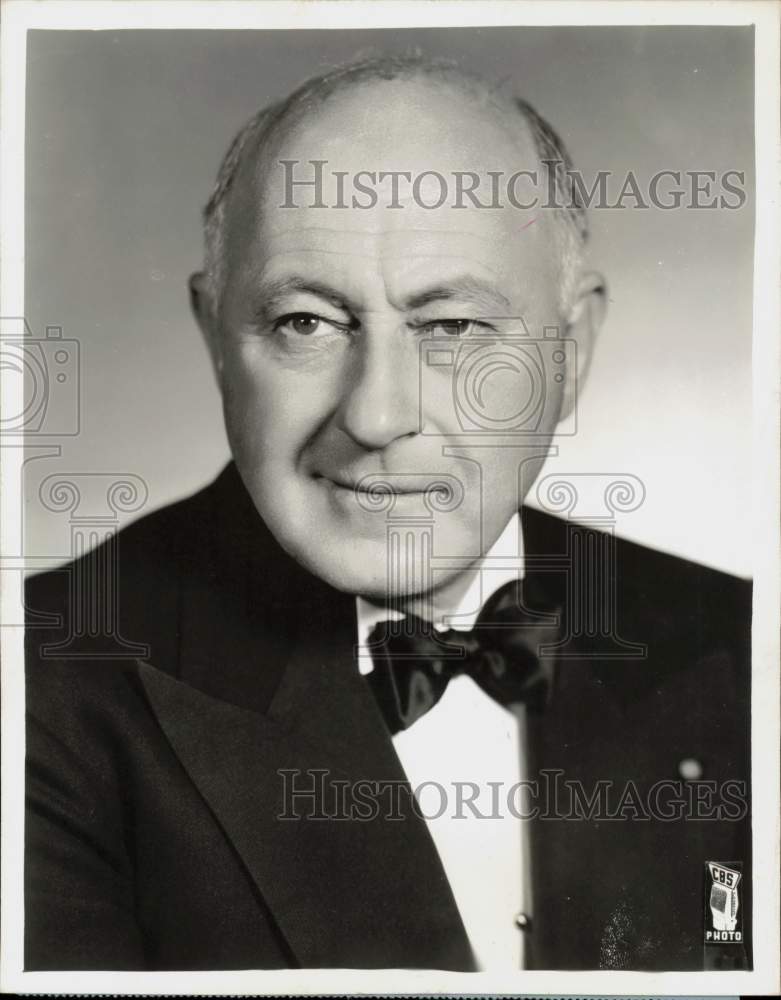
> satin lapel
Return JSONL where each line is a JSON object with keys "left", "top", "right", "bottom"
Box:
{"left": 139, "top": 598, "right": 474, "bottom": 970}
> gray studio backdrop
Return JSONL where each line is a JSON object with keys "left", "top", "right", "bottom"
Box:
{"left": 23, "top": 26, "right": 754, "bottom": 575}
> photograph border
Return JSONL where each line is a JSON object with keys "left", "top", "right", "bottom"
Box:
{"left": 1, "top": 1, "right": 778, "bottom": 995}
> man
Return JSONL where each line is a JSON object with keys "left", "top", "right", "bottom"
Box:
{"left": 24, "top": 55, "right": 751, "bottom": 972}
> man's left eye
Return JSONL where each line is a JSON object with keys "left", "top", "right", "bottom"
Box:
{"left": 421, "top": 319, "right": 475, "bottom": 337}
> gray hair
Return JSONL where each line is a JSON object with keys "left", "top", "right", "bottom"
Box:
{"left": 202, "top": 53, "right": 589, "bottom": 316}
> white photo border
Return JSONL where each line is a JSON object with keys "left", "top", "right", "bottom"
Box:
{"left": 1, "top": 1, "right": 778, "bottom": 995}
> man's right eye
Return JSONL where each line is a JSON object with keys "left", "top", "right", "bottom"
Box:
{"left": 271, "top": 312, "right": 354, "bottom": 339}
{"left": 274, "top": 313, "right": 325, "bottom": 336}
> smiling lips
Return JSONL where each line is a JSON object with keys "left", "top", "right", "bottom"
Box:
{"left": 315, "top": 473, "right": 428, "bottom": 496}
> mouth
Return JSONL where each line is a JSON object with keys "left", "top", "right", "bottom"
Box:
{"left": 313, "top": 474, "right": 428, "bottom": 497}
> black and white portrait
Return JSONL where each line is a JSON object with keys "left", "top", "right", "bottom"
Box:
{"left": 2, "top": 2, "right": 778, "bottom": 995}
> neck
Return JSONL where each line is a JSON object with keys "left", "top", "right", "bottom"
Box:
{"left": 360, "top": 513, "right": 524, "bottom": 626}
{"left": 363, "top": 561, "right": 484, "bottom": 625}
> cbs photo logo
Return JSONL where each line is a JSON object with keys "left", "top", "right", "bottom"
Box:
{"left": 419, "top": 325, "right": 576, "bottom": 437}
{"left": 1, "top": 318, "right": 80, "bottom": 435}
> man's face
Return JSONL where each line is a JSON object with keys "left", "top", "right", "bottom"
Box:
{"left": 202, "top": 79, "right": 575, "bottom": 599}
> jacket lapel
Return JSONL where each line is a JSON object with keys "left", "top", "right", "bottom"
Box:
{"left": 138, "top": 632, "right": 474, "bottom": 969}
{"left": 139, "top": 464, "right": 474, "bottom": 969}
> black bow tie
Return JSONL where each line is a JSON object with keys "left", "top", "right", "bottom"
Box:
{"left": 365, "top": 579, "right": 562, "bottom": 734}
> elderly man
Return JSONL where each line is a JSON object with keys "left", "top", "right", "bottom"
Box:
{"left": 24, "top": 55, "right": 751, "bottom": 972}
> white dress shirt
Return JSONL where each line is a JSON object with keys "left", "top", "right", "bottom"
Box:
{"left": 356, "top": 514, "right": 529, "bottom": 970}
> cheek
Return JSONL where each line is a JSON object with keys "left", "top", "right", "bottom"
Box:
{"left": 220, "top": 346, "right": 338, "bottom": 468}
{"left": 219, "top": 350, "right": 291, "bottom": 472}
{"left": 425, "top": 343, "right": 565, "bottom": 435}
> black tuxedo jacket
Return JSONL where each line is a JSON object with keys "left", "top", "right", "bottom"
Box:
{"left": 24, "top": 463, "right": 751, "bottom": 972}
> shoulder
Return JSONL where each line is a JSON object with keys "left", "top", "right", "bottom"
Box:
{"left": 23, "top": 468, "right": 236, "bottom": 686}
{"left": 25, "top": 469, "right": 220, "bottom": 616}
{"left": 24, "top": 462, "right": 301, "bottom": 713}
{"left": 522, "top": 503, "right": 751, "bottom": 654}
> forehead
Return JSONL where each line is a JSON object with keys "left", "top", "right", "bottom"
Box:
{"left": 224, "top": 77, "right": 558, "bottom": 305}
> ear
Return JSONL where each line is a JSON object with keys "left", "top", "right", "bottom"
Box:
{"left": 189, "top": 272, "right": 224, "bottom": 386}
{"left": 558, "top": 271, "right": 607, "bottom": 422}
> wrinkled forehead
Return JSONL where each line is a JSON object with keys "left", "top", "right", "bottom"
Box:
{"left": 223, "top": 78, "right": 558, "bottom": 300}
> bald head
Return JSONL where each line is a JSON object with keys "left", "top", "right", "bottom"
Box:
{"left": 202, "top": 54, "right": 589, "bottom": 316}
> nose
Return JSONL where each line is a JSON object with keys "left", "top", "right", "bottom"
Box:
{"left": 335, "top": 323, "right": 419, "bottom": 451}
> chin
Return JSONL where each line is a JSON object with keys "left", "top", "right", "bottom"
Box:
{"left": 284, "top": 532, "right": 436, "bottom": 600}
{"left": 304, "top": 540, "right": 483, "bottom": 607}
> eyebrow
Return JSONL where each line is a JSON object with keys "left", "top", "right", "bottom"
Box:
{"left": 257, "top": 276, "right": 351, "bottom": 313}
{"left": 255, "top": 273, "right": 513, "bottom": 316}
{"left": 403, "top": 276, "right": 513, "bottom": 313}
